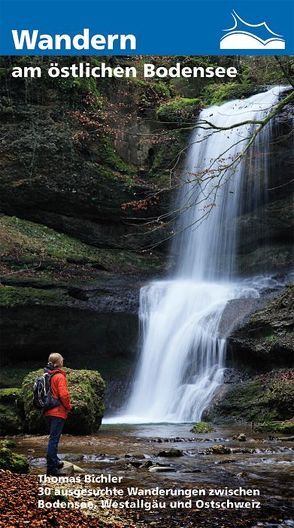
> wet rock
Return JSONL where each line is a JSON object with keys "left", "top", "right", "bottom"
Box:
{"left": 205, "top": 369, "right": 294, "bottom": 423}
{"left": 223, "top": 368, "right": 248, "bottom": 384}
{"left": 125, "top": 453, "right": 143, "bottom": 458}
{"left": 128, "top": 460, "right": 143, "bottom": 468}
{"left": 30, "top": 457, "right": 46, "bottom": 467}
{"left": 150, "top": 436, "right": 205, "bottom": 443}
{"left": 149, "top": 465, "right": 174, "bottom": 473}
{"left": 214, "top": 459, "right": 235, "bottom": 465}
{"left": 63, "top": 454, "right": 84, "bottom": 462}
{"left": 157, "top": 448, "right": 183, "bottom": 457}
{"left": 236, "top": 471, "right": 248, "bottom": 478}
{"left": 207, "top": 444, "right": 231, "bottom": 455}
{"left": 228, "top": 286, "right": 294, "bottom": 368}
{"left": 139, "top": 460, "right": 153, "bottom": 469}
{"left": 230, "top": 447, "right": 251, "bottom": 454}
{"left": 219, "top": 298, "right": 261, "bottom": 338}
{"left": 182, "top": 468, "right": 201, "bottom": 473}
{"left": 62, "top": 461, "right": 85, "bottom": 474}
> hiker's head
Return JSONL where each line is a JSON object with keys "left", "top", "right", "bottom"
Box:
{"left": 48, "top": 353, "right": 64, "bottom": 368}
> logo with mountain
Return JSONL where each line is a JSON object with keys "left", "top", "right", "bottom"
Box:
{"left": 220, "top": 10, "right": 285, "bottom": 50}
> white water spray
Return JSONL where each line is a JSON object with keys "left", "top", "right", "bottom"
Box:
{"left": 110, "top": 87, "right": 286, "bottom": 424}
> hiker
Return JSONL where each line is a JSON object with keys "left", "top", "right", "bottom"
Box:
{"left": 43, "top": 353, "right": 72, "bottom": 476}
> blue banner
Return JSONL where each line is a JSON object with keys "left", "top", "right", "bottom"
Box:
{"left": 0, "top": 0, "right": 293, "bottom": 55}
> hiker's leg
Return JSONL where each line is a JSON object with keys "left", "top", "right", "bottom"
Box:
{"left": 46, "top": 417, "right": 65, "bottom": 474}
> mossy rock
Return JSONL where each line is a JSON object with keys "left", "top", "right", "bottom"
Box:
{"left": 206, "top": 371, "right": 294, "bottom": 423}
{"left": 0, "top": 285, "right": 67, "bottom": 308}
{"left": 229, "top": 287, "right": 294, "bottom": 365}
{"left": 208, "top": 444, "right": 231, "bottom": 455}
{"left": 0, "top": 387, "right": 25, "bottom": 435}
{"left": 190, "top": 422, "right": 215, "bottom": 434}
{"left": 0, "top": 387, "right": 22, "bottom": 404}
{"left": 201, "top": 82, "right": 254, "bottom": 106}
{"left": 0, "top": 446, "right": 29, "bottom": 473}
{"left": 157, "top": 97, "right": 200, "bottom": 125}
{"left": 255, "top": 420, "right": 294, "bottom": 435}
{"left": 21, "top": 368, "right": 105, "bottom": 435}
{"left": 149, "top": 128, "right": 189, "bottom": 187}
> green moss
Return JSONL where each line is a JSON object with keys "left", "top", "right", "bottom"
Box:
{"left": 151, "top": 97, "right": 200, "bottom": 184}
{"left": 149, "top": 129, "right": 189, "bottom": 186}
{"left": 1, "top": 215, "right": 106, "bottom": 262}
{"left": 265, "top": 334, "right": 277, "bottom": 343}
{"left": 98, "top": 137, "right": 135, "bottom": 177}
{"left": 190, "top": 422, "right": 215, "bottom": 434}
{"left": 0, "top": 387, "right": 22, "bottom": 403}
{"left": 255, "top": 420, "right": 294, "bottom": 435}
{"left": 214, "top": 380, "right": 275, "bottom": 422}
{"left": 126, "top": 76, "right": 172, "bottom": 107}
{"left": 208, "top": 372, "right": 294, "bottom": 423}
{"left": 0, "top": 447, "right": 29, "bottom": 473}
{"left": 0, "top": 439, "right": 16, "bottom": 449}
{"left": 0, "top": 388, "right": 24, "bottom": 435}
{"left": 22, "top": 368, "right": 105, "bottom": 435}
{"left": 201, "top": 82, "right": 253, "bottom": 106}
{"left": 0, "top": 404, "right": 24, "bottom": 435}
{"left": 152, "top": 81, "right": 171, "bottom": 99}
{"left": 157, "top": 97, "right": 201, "bottom": 125}
{"left": 0, "top": 215, "right": 163, "bottom": 277}
{"left": 0, "top": 286, "right": 67, "bottom": 307}
{"left": 267, "top": 378, "right": 294, "bottom": 417}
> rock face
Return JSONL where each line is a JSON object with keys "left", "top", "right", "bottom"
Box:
{"left": 0, "top": 279, "right": 140, "bottom": 365}
{"left": 204, "top": 286, "right": 294, "bottom": 424}
{"left": 21, "top": 368, "right": 105, "bottom": 434}
{"left": 1, "top": 60, "right": 291, "bottom": 276}
{"left": 228, "top": 286, "right": 294, "bottom": 368}
{"left": 204, "top": 369, "right": 294, "bottom": 423}
{"left": 0, "top": 60, "right": 174, "bottom": 255}
{"left": 235, "top": 98, "right": 294, "bottom": 274}
{"left": 0, "top": 58, "right": 293, "bottom": 424}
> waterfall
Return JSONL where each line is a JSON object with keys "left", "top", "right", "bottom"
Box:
{"left": 109, "top": 86, "right": 286, "bottom": 424}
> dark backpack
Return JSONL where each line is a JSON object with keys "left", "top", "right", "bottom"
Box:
{"left": 33, "top": 371, "right": 61, "bottom": 410}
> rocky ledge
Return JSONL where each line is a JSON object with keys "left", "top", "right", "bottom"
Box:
{"left": 227, "top": 285, "right": 293, "bottom": 368}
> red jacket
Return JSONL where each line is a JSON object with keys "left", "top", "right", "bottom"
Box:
{"left": 43, "top": 368, "right": 72, "bottom": 420}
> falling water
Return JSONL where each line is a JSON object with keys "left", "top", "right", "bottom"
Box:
{"left": 111, "top": 86, "right": 286, "bottom": 423}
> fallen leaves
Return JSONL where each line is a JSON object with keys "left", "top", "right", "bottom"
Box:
{"left": 0, "top": 470, "right": 123, "bottom": 528}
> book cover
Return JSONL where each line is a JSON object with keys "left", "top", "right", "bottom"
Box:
{"left": 0, "top": 1, "right": 293, "bottom": 527}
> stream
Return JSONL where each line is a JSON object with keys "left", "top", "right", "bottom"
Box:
{"left": 11, "top": 424, "right": 294, "bottom": 526}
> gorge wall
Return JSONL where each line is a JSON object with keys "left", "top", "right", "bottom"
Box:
{"left": 0, "top": 57, "right": 293, "bottom": 413}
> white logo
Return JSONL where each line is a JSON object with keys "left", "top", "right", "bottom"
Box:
{"left": 220, "top": 10, "right": 285, "bottom": 50}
